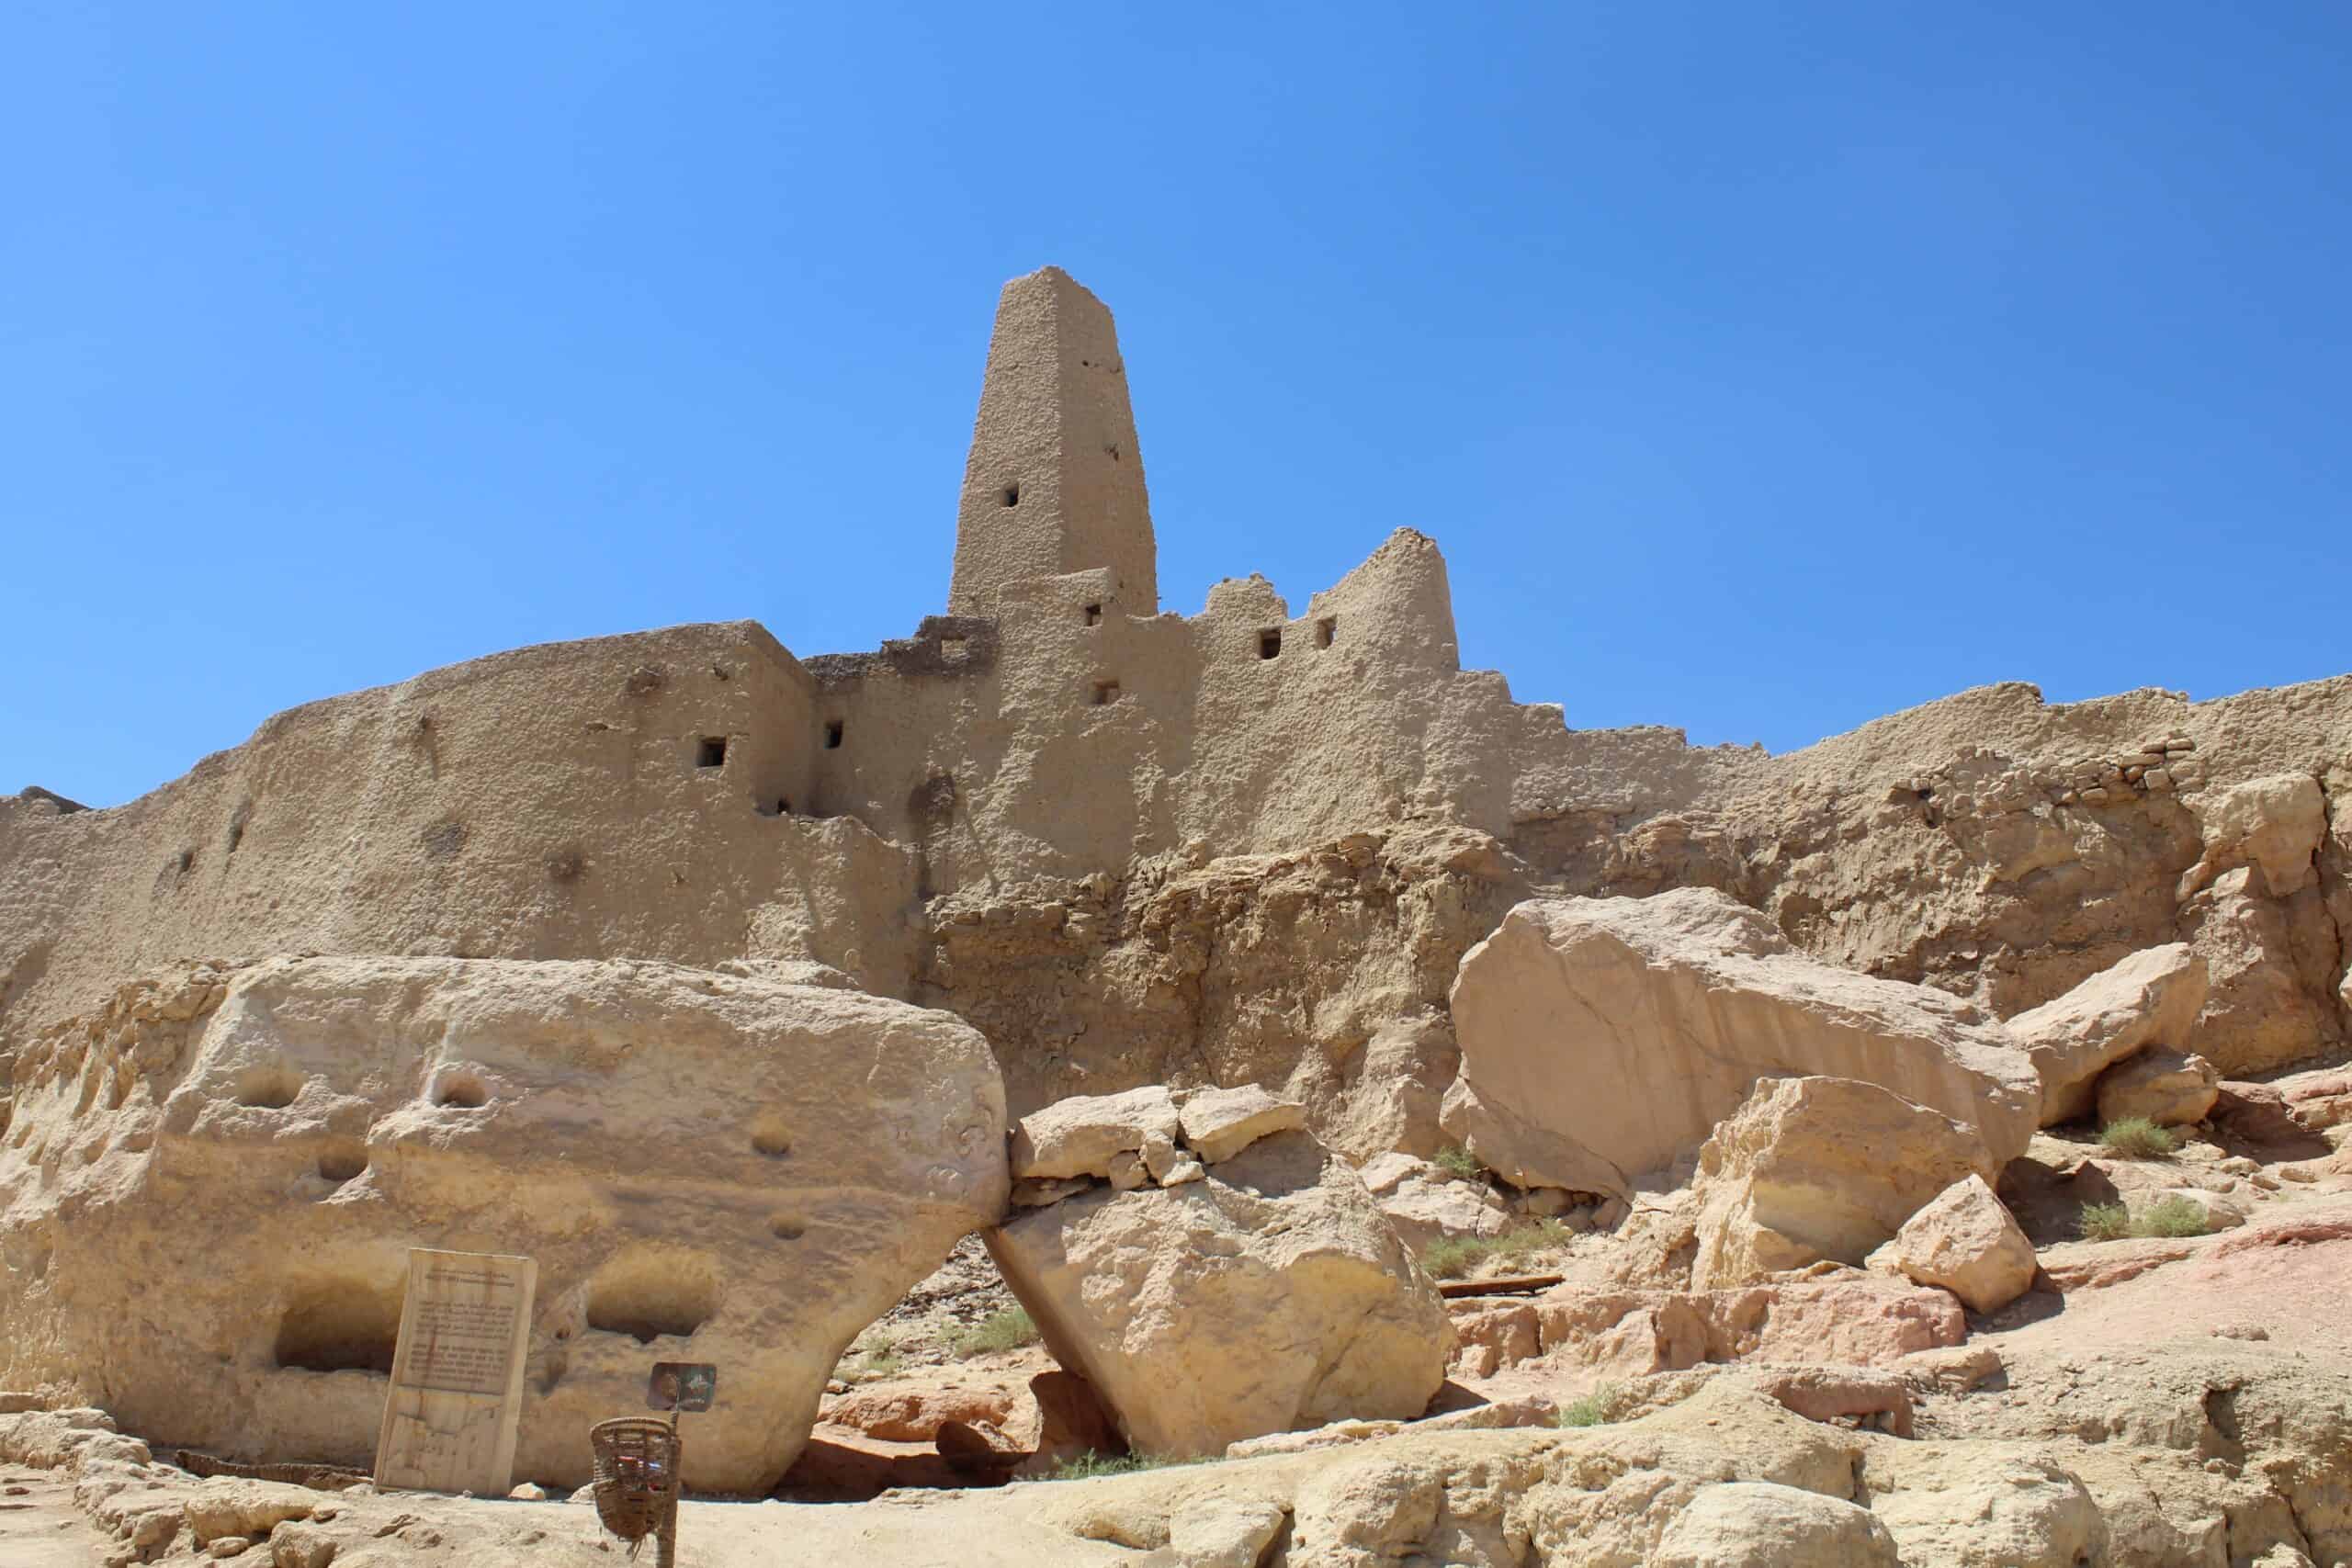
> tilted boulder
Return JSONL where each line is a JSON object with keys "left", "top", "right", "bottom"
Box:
{"left": 0, "top": 955, "right": 1009, "bottom": 1493}
{"left": 1864, "top": 1174, "right": 2038, "bottom": 1314}
{"left": 983, "top": 1130, "right": 1452, "bottom": 1458}
{"left": 2008, "top": 943, "right": 2209, "bottom": 1124}
{"left": 2095, "top": 1048, "right": 2221, "bottom": 1128}
{"left": 1690, "top": 1076, "right": 1996, "bottom": 1290}
{"left": 1443, "top": 891, "right": 2040, "bottom": 1195}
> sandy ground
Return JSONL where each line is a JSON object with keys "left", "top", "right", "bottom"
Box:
{"left": 0, "top": 1462, "right": 116, "bottom": 1567}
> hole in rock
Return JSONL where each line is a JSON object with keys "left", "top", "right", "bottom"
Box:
{"left": 274, "top": 1280, "right": 401, "bottom": 1374}
{"left": 1082, "top": 603, "right": 1102, "bottom": 626}
{"left": 1316, "top": 616, "right": 1336, "bottom": 649}
{"left": 696, "top": 736, "right": 729, "bottom": 769}
{"left": 316, "top": 1143, "right": 368, "bottom": 1184}
{"left": 750, "top": 1113, "right": 793, "bottom": 1158}
{"left": 586, "top": 1253, "right": 718, "bottom": 1344}
{"left": 432, "top": 1071, "right": 488, "bottom": 1109}
{"left": 235, "top": 1068, "right": 303, "bottom": 1110}
{"left": 770, "top": 1216, "right": 805, "bottom": 1241}
{"left": 1091, "top": 680, "right": 1120, "bottom": 706}
{"left": 1258, "top": 628, "right": 1282, "bottom": 660}
{"left": 1001, "top": 484, "right": 1020, "bottom": 507}
{"left": 824, "top": 720, "right": 843, "bottom": 750}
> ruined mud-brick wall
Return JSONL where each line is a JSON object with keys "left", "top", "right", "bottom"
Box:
{"left": 903, "top": 671, "right": 2352, "bottom": 1125}
{"left": 0, "top": 620, "right": 920, "bottom": 1048}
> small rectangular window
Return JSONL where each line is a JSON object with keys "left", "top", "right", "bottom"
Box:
{"left": 1091, "top": 680, "right": 1120, "bottom": 706}
{"left": 823, "top": 720, "right": 843, "bottom": 750}
{"left": 1316, "top": 616, "right": 1336, "bottom": 649}
{"left": 1083, "top": 603, "right": 1102, "bottom": 626}
{"left": 696, "top": 737, "right": 728, "bottom": 768}
{"left": 1258, "top": 628, "right": 1282, "bottom": 660}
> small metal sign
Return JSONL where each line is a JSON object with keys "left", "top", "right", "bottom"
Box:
{"left": 647, "top": 1362, "right": 718, "bottom": 1414}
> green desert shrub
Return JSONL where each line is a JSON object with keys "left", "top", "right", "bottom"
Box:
{"left": 1419, "top": 1220, "right": 1576, "bottom": 1281}
{"left": 1430, "top": 1144, "right": 1485, "bottom": 1181}
{"left": 2098, "top": 1117, "right": 2178, "bottom": 1159}
{"left": 2078, "top": 1195, "right": 2212, "bottom": 1241}
{"left": 2132, "top": 1194, "right": 2212, "bottom": 1238}
{"left": 1039, "top": 1450, "right": 1209, "bottom": 1481}
{"left": 951, "top": 1307, "right": 1041, "bottom": 1359}
{"left": 1555, "top": 1386, "right": 1621, "bottom": 1428}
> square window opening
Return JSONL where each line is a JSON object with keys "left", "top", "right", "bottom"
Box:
{"left": 1316, "top": 616, "right": 1337, "bottom": 649}
{"left": 1091, "top": 680, "right": 1121, "bottom": 707}
{"left": 1258, "top": 628, "right": 1283, "bottom": 660}
{"left": 941, "top": 637, "right": 968, "bottom": 664}
{"left": 823, "top": 720, "right": 843, "bottom": 750}
{"left": 1082, "top": 603, "right": 1102, "bottom": 626}
{"left": 1001, "top": 484, "right": 1020, "bottom": 507}
{"left": 696, "top": 737, "right": 728, "bottom": 768}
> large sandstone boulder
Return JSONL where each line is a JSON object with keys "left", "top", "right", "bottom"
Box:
{"left": 0, "top": 956, "right": 1009, "bottom": 1492}
{"left": 2007, "top": 942, "right": 2209, "bottom": 1123}
{"left": 1689, "top": 1077, "right": 1996, "bottom": 1290}
{"left": 1864, "top": 1174, "right": 2038, "bottom": 1313}
{"left": 983, "top": 1130, "right": 1451, "bottom": 1458}
{"left": 1443, "top": 891, "right": 2040, "bottom": 1196}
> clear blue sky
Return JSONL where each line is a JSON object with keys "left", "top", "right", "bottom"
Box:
{"left": 7, "top": 4, "right": 2348, "bottom": 807}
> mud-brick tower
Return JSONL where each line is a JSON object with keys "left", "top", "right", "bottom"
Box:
{"left": 946, "top": 266, "right": 1159, "bottom": 616}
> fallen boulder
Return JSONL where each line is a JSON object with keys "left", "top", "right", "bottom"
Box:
{"left": 984, "top": 1129, "right": 1452, "bottom": 1458}
{"left": 0, "top": 955, "right": 1009, "bottom": 1493}
{"left": 1443, "top": 890, "right": 2040, "bottom": 1196}
{"left": 2007, "top": 943, "right": 2209, "bottom": 1124}
{"left": 1690, "top": 1076, "right": 1996, "bottom": 1290}
{"left": 1864, "top": 1174, "right": 2038, "bottom": 1314}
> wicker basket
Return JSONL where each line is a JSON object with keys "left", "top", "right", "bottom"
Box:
{"left": 589, "top": 1417, "right": 684, "bottom": 1546}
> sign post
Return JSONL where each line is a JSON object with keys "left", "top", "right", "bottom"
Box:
{"left": 373, "top": 1249, "right": 537, "bottom": 1495}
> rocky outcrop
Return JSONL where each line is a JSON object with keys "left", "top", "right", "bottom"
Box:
{"left": 1442, "top": 890, "right": 2041, "bottom": 1197}
{"left": 0, "top": 955, "right": 1009, "bottom": 1492}
{"left": 2008, "top": 942, "right": 2210, "bottom": 1124}
{"left": 1688, "top": 1077, "right": 1997, "bottom": 1290}
{"left": 984, "top": 1129, "right": 1451, "bottom": 1458}
{"left": 1863, "top": 1174, "right": 2038, "bottom": 1313}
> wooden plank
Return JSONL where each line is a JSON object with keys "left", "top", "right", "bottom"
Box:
{"left": 1437, "top": 1272, "right": 1564, "bottom": 1300}
{"left": 373, "top": 1249, "right": 537, "bottom": 1495}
